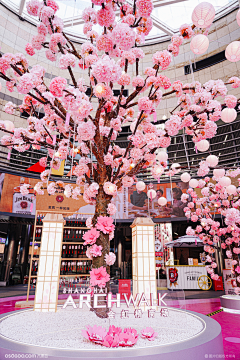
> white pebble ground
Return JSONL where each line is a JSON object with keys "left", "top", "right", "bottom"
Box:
{"left": 0, "top": 306, "right": 205, "bottom": 350}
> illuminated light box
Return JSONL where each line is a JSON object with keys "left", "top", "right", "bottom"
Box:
{"left": 131, "top": 217, "right": 157, "bottom": 309}
{"left": 34, "top": 213, "right": 64, "bottom": 312}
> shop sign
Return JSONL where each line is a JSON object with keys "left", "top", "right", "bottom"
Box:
{"left": 12, "top": 193, "right": 36, "bottom": 215}
{"left": 62, "top": 290, "right": 170, "bottom": 318}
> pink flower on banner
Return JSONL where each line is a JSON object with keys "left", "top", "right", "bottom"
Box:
{"left": 83, "top": 228, "right": 100, "bottom": 245}
{"left": 96, "top": 216, "right": 115, "bottom": 234}
{"left": 90, "top": 266, "right": 110, "bottom": 287}
{"left": 105, "top": 252, "right": 116, "bottom": 266}
{"left": 82, "top": 325, "right": 107, "bottom": 344}
{"left": 141, "top": 327, "right": 158, "bottom": 341}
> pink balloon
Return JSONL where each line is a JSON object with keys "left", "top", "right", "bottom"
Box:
{"left": 225, "top": 41, "right": 240, "bottom": 62}
{"left": 190, "top": 34, "right": 209, "bottom": 55}
{"left": 192, "top": 2, "right": 215, "bottom": 28}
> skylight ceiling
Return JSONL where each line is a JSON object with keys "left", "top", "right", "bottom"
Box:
{"left": 2, "top": 0, "right": 238, "bottom": 43}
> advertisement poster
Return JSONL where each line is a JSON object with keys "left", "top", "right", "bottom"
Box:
{"left": 0, "top": 173, "right": 128, "bottom": 219}
{"left": 127, "top": 181, "right": 189, "bottom": 219}
{"left": 223, "top": 269, "right": 236, "bottom": 295}
{"left": 155, "top": 223, "right": 172, "bottom": 267}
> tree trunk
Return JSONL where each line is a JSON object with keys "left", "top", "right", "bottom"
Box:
{"left": 92, "top": 185, "right": 112, "bottom": 318}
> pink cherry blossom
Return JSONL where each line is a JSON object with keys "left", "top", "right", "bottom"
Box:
{"left": 90, "top": 266, "right": 110, "bottom": 288}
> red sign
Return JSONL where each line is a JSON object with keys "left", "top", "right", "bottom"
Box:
{"left": 155, "top": 252, "right": 163, "bottom": 257}
{"left": 213, "top": 276, "right": 224, "bottom": 291}
{"left": 118, "top": 279, "right": 131, "bottom": 300}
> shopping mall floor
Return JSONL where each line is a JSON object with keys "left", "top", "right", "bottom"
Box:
{"left": 0, "top": 286, "right": 239, "bottom": 359}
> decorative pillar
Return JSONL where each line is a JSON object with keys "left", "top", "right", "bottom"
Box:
{"left": 131, "top": 217, "right": 157, "bottom": 305}
{"left": 34, "top": 214, "right": 64, "bottom": 312}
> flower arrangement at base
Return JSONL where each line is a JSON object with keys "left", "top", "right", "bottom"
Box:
{"left": 0, "top": 0, "right": 240, "bottom": 318}
{"left": 82, "top": 325, "right": 156, "bottom": 347}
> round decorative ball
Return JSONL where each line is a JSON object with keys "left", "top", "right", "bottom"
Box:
{"left": 219, "top": 176, "right": 231, "bottom": 187}
{"left": 196, "top": 140, "right": 210, "bottom": 152}
{"left": 206, "top": 155, "right": 218, "bottom": 168}
{"left": 147, "top": 189, "right": 156, "bottom": 199}
{"left": 226, "top": 185, "right": 236, "bottom": 195}
{"left": 190, "top": 34, "right": 209, "bottom": 55}
{"left": 181, "top": 172, "right": 191, "bottom": 183}
{"left": 171, "top": 163, "right": 181, "bottom": 169}
{"left": 189, "top": 179, "right": 199, "bottom": 188}
{"left": 225, "top": 41, "right": 240, "bottom": 62}
{"left": 136, "top": 181, "right": 146, "bottom": 191}
{"left": 221, "top": 108, "right": 237, "bottom": 123}
{"left": 237, "top": 9, "right": 240, "bottom": 27}
{"left": 4, "top": 120, "right": 15, "bottom": 132}
{"left": 156, "top": 151, "right": 168, "bottom": 162}
{"left": 192, "top": 2, "right": 215, "bottom": 28}
{"left": 213, "top": 168, "right": 225, "bottom": 178}
{"left": 158, "top": 197, "right": 167, "bottom": 206}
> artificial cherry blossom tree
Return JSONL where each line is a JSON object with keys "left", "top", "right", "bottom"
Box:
{"left": 183, "top": 169, "right": 240, "bottom": 294}
{"left": 0, "top": 0, "right": 240, "bottom": 316}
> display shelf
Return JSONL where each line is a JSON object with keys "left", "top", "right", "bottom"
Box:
{"left": 61, "top": 258, "right": 89, "bottom": 260}
{"left": 26, "top": 210, "right": 93, "bottom": 302}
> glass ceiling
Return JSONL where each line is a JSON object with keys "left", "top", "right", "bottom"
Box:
{"left": 2, "top": 0, "right": 237, "bottom": 40}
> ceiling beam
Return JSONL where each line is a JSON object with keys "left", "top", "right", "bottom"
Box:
{"left": 19, "top": 0, "right": 26, "bottom": 16}
{"left": 152, "top": 0, "right": 187, "bottom": 8}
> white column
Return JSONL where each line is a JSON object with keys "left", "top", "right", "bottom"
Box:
{"left": 34, "top": 213, "right": 64, "bottom": 312}
{"left": 131, "top": 217, "right": 157, "bottom": 308}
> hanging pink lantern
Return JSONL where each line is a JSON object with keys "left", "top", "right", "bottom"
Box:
{"left": 190, "top": 34, "right": 209, "bottom": 55}
{"left": 156, "top": 151, "right": 168, "bottom": 162}
{"left": 181, "top": 172, "right": 191, "bottom": 183}
{"left": 221, "top": 108, "right": 237, "bottom": 123}
{"left": 136, "top": 181, "right": 146, "bottom": 191}
{"left": 219, "top": 176, "right": 231, "bottom": 187}
{"left": 206, "top": 155, "right": 218, "bottom": 168}
{"left": 158, "top": 197, "right": 167, "bottom": 206}
{"left": 147, "top": 189, "right": 156, "bottom": 200}
{"left": 225, "top": 41, "right": 240, "bottom": 62}
{"left": 226, "top": 185, "right": 236, "bottom": 195}
{"left": 213, "top": 168, "right": 225, "bottom": 178}
{"left": 189, "top": 179, "right": 198, "bottom": 188}
{"left": 237, "top": 9, "right": 240, "bottom": 27}
{"left": 192, "top": 2, "right": 215, "bottom": 28}
{"left": 196, "top": 140, "right": 210, "bottom": 152}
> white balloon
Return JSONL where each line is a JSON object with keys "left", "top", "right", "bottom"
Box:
{"left": 4, "top": 120, "right": 15, "bottom": 132}
{"left": 189, "top": 179, "right": 199, "bottom": 188}
{"left": 206, "top": 155, "right": 218, "bottom": 168}
{"left": 156, "top": 152, "right": 168, "bottom": 162}
{"left": 136, "top": 181, "right": 146, "bottom": 191}
{"left": 196, "top": 140, "right": 210, "bottom": 152}
{"left": 221, "top": 108, "right": 237, "bottom": 123}
{"left": 147, "top": 189, "right": 156, "bottom": 199}
{"left": 226, "top": 185, "right": 236, "bottom": 195}
{"left": 158, "top": 197, "right": 167, "bottom": 206}
{"left": 213, "top": 168, "right": 225, "bottom": 178}
{"left": 219, "top": 176, "right": 231, "bottom": 187}
{"left": 171, "top": 163, "right": 181, "bottom": 169}
{"left": 181, "top": 172, "right": 191, "bottom": 183}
